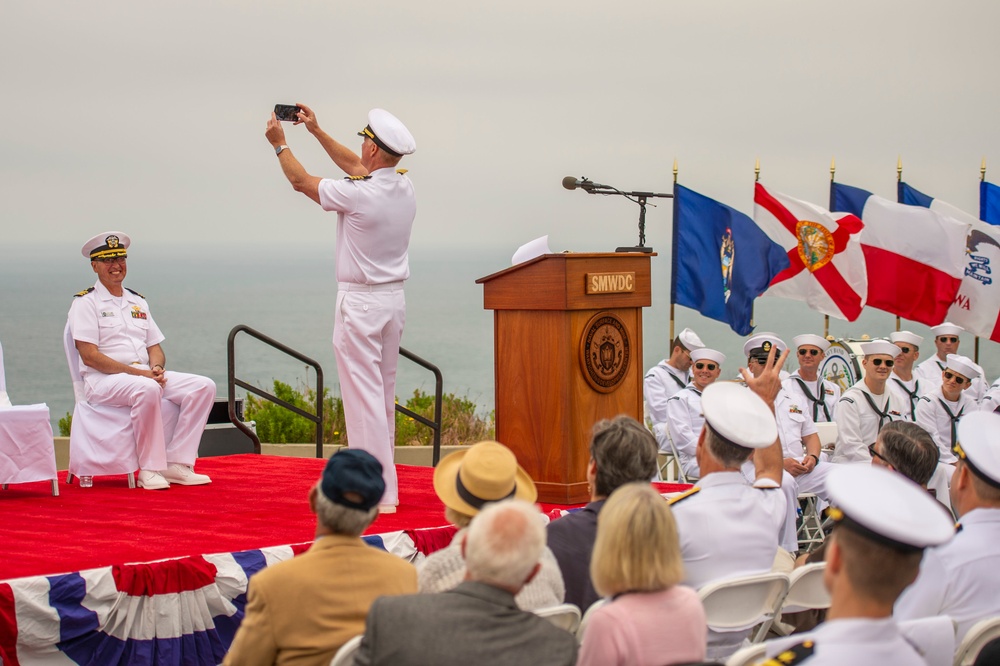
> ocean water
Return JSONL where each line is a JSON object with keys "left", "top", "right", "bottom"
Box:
{"left": 3, "top": 243, "right": 998, "bottom": 430}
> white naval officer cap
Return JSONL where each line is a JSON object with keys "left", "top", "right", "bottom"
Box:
{"left": 826, "top": 465, "right": 955, "bottom": 552}
{"left": 743, "top": 332, "right": 787, "bottom": 358}
{"left": 956, "top": 411, "right": 1000, "bottom": 489}
{"left": 701, "top": 382, "right": 777, "bottom": 449}
{"left": 890, "top": 330, "right": 923, "bottom": 347}
{"left": 860, "top": 340, "right": 901, "bottom": 358}
{"left": 81, "top": 231, "right": 130, "bottom": 260}
{"left": 690, "top": 348, "right": 725, "bottom": 366}
{"left": 677, "top": 327, "right": 705, "bottom": 351}
{"left": 358, "top": 108, "right": 415, "bottom": 156}
{"left": 931, "top": 322, "right": 964, "bottom": 338}
{"left": 792, "top": 334, "right": 830, "bottom": 352}
{"left": 945, "top": 354, "right": 980, "bottom": 380}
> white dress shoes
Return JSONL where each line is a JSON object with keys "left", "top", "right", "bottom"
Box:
{"left": 162, "top": 463, "right": 212, "bottom": 486}
{"left": 137, "top": 470, "right": 170, "bottom": 490}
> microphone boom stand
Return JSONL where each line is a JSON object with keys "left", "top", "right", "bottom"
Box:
{"left": 573, "top": 179, "right": 672, "bottom": 253}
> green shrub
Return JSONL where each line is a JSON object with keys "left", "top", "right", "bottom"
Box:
{"left": 394, "top": 389, "right": 495, "bottom": 447}
{"left": 59, "top": 412, "right": 73, "bottom": 437}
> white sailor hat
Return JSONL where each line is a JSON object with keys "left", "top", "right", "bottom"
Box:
{"left": 931, "top": 322, "right": 964, "bottom": 338}
{"left": 889, "top": 331, "right": 923, "bottom": 347}
{"left": 690, "top": 348, "right": 725, "bottom": 366}
{"left": 945, "top": 354, "right": 980, "bottom": 380}
{"left": 701, "top": 382, "right": 777, "bottom": 449}
{"left": 860, "top": 340, "right": 900, "bottom": 358}
{"left": 81, "top": 231, "right": 130, "bottom": 260}
{"left": 358, "top": 108, "right": 415, "bottom": 156}
{"left": 826, "top": 464, "right": 955, "bottom": 552}
{"left": 743, "top": 332, "right": 787, "bottom": 358}
{"left": 956, "top": 412, "right": 1000, "bottom": 489}
{"left": 792, "top": 334, "right": 830, "bottom": 352}
{"left": 678, "top": 327, "right": 705, "bottom": 351}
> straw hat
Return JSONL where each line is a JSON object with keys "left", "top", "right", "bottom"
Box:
{"left": 433, "top": 441, "right": 537, "bottom": 516}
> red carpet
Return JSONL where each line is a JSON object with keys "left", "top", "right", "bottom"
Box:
{"left": 0, "top": 454, "right": 688, "bottom": 581}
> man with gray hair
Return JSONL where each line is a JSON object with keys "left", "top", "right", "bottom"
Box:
{"left": 547, "top": 415, "right": 659, "bottom": 609}
{"left": 223, "top": 450, "right": 416, "bottom": 666}
{"left": 355, "top": 499, "right": 578, "bottom": 666}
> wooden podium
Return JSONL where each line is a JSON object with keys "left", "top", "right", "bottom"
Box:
{"left": 477, "top": 253, "right": 653, "bottom": 504}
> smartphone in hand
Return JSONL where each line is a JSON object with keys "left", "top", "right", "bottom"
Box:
{"left": 274, "top": 104, "right": 301, "bottom": 122}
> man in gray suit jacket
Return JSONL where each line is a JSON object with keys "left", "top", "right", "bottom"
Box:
{"left": 354, "top": 499, "right": 578, "bottom": 666}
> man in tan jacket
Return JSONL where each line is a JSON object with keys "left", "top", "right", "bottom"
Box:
{"left": 223, "top": 450, "right": 416, "bottom": 666}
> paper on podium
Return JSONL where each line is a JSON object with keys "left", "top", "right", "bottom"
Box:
{"left": 512, "top": 235, "right": 552, "bottom": 265}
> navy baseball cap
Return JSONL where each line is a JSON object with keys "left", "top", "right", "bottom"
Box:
{"left": 320, "top": 449, "right": 385, "bottom": 511}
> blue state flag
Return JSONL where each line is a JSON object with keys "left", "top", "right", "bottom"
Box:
{"left": 981, "top": 180, "right": 1000, "bottom": 226}
{"left": 671, "top": 183, "right": 789, "bottom": 336}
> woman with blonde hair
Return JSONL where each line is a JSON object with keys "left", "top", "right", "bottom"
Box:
{"left": 577, "top": 483, "right": 707, "bottom": 665}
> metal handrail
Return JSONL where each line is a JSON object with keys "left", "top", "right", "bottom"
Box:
{"left": 397, "top": 347, "right": 444, "bottom": 466}
{"left": 227, "top": 325, "right": 324, "bottom": 457}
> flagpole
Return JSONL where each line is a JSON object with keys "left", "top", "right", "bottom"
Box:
{"left": 750, "top": 159, "right": 761, "bottom": 330}
{"left": 827, "top": 158, "right": 836, "bottom": 340}
{"left": 895, "top": 156, "right": 902, "bottom": 333}
{"left": 669, "top": 159, "right": 678, "bottom": 343}
{"left": 975, "top": 158, "right": 987, "bottom": 364}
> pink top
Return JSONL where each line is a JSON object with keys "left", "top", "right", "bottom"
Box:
{"left": 576, "top": 585, "right": 707, "bottom": 666}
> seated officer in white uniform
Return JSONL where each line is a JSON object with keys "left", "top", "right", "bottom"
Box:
{"left": 886, "top": 330, "right": 924, "bottom": 421}
{"left": 783, "top": 334, "right": 839, "bottom": 423}
{"left": 669, "top": 347, "right": 788, "bottom": 659}
{"left": 896, "top": 411, "right": 1000, "bottom": 646}
{"left": 915, "top": 354, "right": 980, "bottom": 466}
{"left": 915, "top": 322, "right": 988, "bottom": 403}
{"left": 980, "top": 376, "right": 1000, "bottom": 413}
{"left": 663, "top": 348, "right": 724, "bottom": 477}
{"left": 68, "top": 232, "right": 216, "bottom": 490}
{"left": 644, "top": 327, "right": 703, "bottom": 428}
{"left": 761, "top": 465, "right": 955, "bottom": 666}
{"left": 832, "top": 341, "right": 905, "bottom": 464}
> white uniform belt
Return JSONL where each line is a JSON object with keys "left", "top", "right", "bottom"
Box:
{"left": 338, "top": 281, "right": 404, "bottom": 292}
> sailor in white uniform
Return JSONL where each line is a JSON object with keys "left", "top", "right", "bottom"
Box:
{"left": 663, "top": 348, "right": 723, "bottom": 477}
{"left": 886, "top": 330, "right": 925, "bottom": 421}
{"left": 832, "top": 341, "right": 905, "bottom": 463}
{"left": 896, "top": 411, "right": 1000, "bottom": 645}
{"left": 760, "top": 465, "right": 955, "bottom": 666}
{"left": 668, "top": 352, "right": 788, "bottom": 661}
{"left": 915, "top": 354, "right": 980, "bottom": 466}
{"left": 644, "top": 327, "right": 704, "bottom": 438}
{"left": 914, "top": 322, "right": 988, "bottom": 403}
{"left": 266, "top": 106, "right": 417, "bottom": 511}
{"left": 783, "top": 334, "right": 840, "bottom": 423}
{"left": 980, "top": 377, "right": 1000, "bottom": 413}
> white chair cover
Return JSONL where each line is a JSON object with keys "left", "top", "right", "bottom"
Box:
{"left": 0, "top": 339, "right": 58, "bottom": 492}
{"left": 533, "top": 603, "right": 582, "bottom": 634}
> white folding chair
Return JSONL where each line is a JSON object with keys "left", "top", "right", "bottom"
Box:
{"left": 725, "top": 643, "right": 767, "bottom": 666}
{"left": 697, "top": 572, "right": 789, "bottom": 644}
{"left": 814, "top": 422, "right": 838, "bottom": 448}
{"left": 769, "top": 562, "right": 830, "bottom": 636}
{"left": 0, "top": 339, "right": 59, "bottom": 496}
{"left": 897, "top": 616, "right": 956, "bottom": 666}
{"left": 576, "top": 597, "right": 609, "bottom": 643}
{"left": 329, "top": 634, "right": 363, "bottom": 666}
{"left": 797, "top": 493, "right": 826, "bottom": 550}
{"left": 533, "top": 603, "right": 582, "bottom": 634}
{"left": 955, "top": 616, "right": 1000, "bottom": 666}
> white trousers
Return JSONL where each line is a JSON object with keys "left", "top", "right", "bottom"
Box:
{"left": 334, "top": 285, "right": 405, "bottom": 505}
{"left": 84, "top": 369, "right": 216, "bottom": 470}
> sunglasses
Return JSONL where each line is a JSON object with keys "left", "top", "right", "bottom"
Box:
{"left": 897, "top": 346, "right": 912, "bottom": 354}
{"left": 798, "top": 348, "right": 820, "bottom": 356}
{"left": 868, "top": 443, "right": 890, "bottom": 464}
{"left": 938, "top": 336, "right": 959, "bottom": 343}
{"left": 870, "top": 358, "right": 894, "bottom": 367}
{"left": 944, "top": 371, "right": 967, "bottom": 385}
{"left": 695, "top": 362, "right": 718, "bottom": 371}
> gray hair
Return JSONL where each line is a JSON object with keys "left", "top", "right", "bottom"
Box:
{"left": 464, "top": 499, "right": 545, "bottom": 590}
{"left": 314, "top": 484, "right": 379, "bottom": 537}
{"left": 877, "top": 421, "right": 939, "bottom": 487}
{"left": 590, "top": 416, "right": 659, "bottom": 497}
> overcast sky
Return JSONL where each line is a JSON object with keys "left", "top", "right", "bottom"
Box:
{"left": 3, "top": 0, "right": 998, "bottom": 257}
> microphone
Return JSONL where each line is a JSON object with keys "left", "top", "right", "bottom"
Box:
{"left": 562, "top": 176, "right": 613, "bottom": 191}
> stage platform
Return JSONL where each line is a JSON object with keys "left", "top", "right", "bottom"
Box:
{"left": 0, "top": 454, "right": 687, "bottom": 665}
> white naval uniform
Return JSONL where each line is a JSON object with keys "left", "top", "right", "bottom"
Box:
{"left": 319, "top": 167, "right": 416, "bottom": 506}
{"left": 67, "top": 281, "right": 216, "bottom": 470}
{"left": 915, "top": 388, "right": 977, "bottom": 465}
{"left": 895, "top": 508, "right": 1000, "bottom": 644}
{"left": 670, "top": 472, "right": 785, "bottom": 659}
{"left": 782, "top": 370, "right": 840, "bottom": 423}
{"left": 644, "top": 360, "right": 689, "bottom": 425}
{"left": 978, "top": 378, "right": 1000, "bottom": 413}
{"left": 915, "top": 356, "right": 988, "bottom": 404}
{"left": 762, "top": 617, "right": 927, "bottom": 666}
{"left": 665, "top": 384, "right": 704, "bottom": 478}
{"left": 887, "top": 374, "right": 924, "bottom": 421}
{"left": 832, "top": 381, "right": 904, "bottom": 463}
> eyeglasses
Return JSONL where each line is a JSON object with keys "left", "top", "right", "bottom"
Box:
{"left": 938, "top": 336, "right": 959, "bottom": 343}
{"left": 897, "top": 346, "right": 912, "bottom": 354}
{"left": 944, "top": 371, "right": 967, "bottom": 385}
{"left": 868, "top": 443, "right": 890, "bottom": 464}
{"left": 749, "top": 354, "right": 773, "bottom": 365}
{"left": 95, "top": 256, "right": 127, "bottom": 265}
{"left": 695, "top": 362, "right": 718, "bottom": 371}
{"left": 870, "top": 358, "right": 894, "bottom": 367}
{"left": 798, "top": 348, "right": 820, "bottom": 356}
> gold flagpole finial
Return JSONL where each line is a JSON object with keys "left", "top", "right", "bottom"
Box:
{"left": 830, "top": 157, "right": 836, "bottom": 182}
{"left": 673, "top": 158, "right": 678, "bottom": 184}
{"left": 897, "top": 155, "right": 903, "bottom": 182}
{"left": 982, "top": 157, "right": 987, "bottom": 182}
{"left": 755, "top": 158, "right": 760, "bottom": 182}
